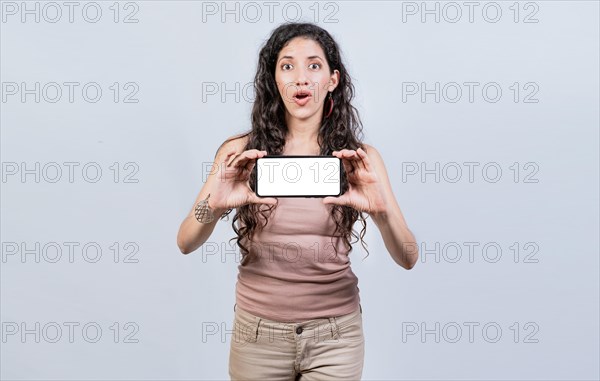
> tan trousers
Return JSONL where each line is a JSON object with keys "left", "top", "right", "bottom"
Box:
{"left": 229, "top": 303, "right": 365, "bottom": 381}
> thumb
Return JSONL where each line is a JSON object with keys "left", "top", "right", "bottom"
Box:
{"left": 249, "top": 193, "right": 278, "bottom": 206}
{"left": 323, "top": 195, "right": 346, "bottom": 206}
{"left": 261, "top": 197, "right": 278, "bottom": 206}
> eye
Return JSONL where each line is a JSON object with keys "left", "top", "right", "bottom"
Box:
{"left": 281, "top": 63, "right": 292, "bottom": 71}
{"left": 309, "top": 63, "right": 321, "bottom": 70}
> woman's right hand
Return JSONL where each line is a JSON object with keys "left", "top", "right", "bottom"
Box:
{"left": 208, "top": 149, "right": 278, "bottom": 211}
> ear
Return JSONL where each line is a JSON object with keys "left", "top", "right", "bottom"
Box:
{"left": 328, "top": 69, "right": 340, "bottom": 92}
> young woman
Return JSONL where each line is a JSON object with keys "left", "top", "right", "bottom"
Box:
{"left": 177, "top": 22, "right": 418, "bottom": 380}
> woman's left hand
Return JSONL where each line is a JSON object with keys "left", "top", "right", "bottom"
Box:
{"left": 323, "top": 147, "right": 388, "bottom": 215}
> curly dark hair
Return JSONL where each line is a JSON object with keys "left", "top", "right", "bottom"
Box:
{"left": 219, "top": 22, "right": 370, "bottom": 263}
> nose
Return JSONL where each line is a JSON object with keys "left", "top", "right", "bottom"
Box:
{"left": 295, "top": 68, "right": 309, "bottom": 87}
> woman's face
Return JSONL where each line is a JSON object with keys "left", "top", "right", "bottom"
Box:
{"left": 274, "top": 37, "right": 339, "bottom": 121}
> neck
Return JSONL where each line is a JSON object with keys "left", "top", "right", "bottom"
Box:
{"left": 284, "top": 110, "right": 322, "bottom": 144}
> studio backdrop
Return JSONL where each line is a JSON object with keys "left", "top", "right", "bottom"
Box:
{"left": 1, "top": 1, "right": 598, "bottom": 380}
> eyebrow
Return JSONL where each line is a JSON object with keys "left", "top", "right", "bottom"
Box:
{"left": 278, "top": 55, "right": 323, "bottom": 63}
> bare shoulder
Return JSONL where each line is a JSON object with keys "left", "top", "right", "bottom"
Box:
{"left": 361, "top": 143, "right": 389, "bottom": 176}
{"left": 215, "top": 132, "right": 250, "bottom": 159}
{"left": 361, "top": 143, "right": 383, "bottom": 162}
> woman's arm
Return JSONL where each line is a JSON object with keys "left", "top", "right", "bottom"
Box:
{"left": 176, "top": 188, "right": 228, "bottom": 255}
{"left": 176, "top": 137, "right": 243, "bottom": 254}
{"left": 363, "top": 144, "right": 419, "bottom": 269}
{"left": 324, "top": 144, "right": 419, "bottom": 269}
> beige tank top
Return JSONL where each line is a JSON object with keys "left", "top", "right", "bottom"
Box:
{"left": 234, "top": 197, "right": 361, "bottom": 322}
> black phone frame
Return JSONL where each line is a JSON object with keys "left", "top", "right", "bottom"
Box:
{"left": 254, "top": 155, "right": 342, "bottom": 198}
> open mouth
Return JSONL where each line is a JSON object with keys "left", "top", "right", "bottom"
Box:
{"left": 293, "top": 90, "right": 312, "bottom": 101}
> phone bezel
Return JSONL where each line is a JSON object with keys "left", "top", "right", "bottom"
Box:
{"left": 254, "top": 155, "right": 342, "bottom": 198}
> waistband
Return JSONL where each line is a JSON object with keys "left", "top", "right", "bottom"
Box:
{"left": 233, "top": 303, "right": 362, "bottom": 342}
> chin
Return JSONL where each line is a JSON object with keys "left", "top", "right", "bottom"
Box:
{"left": 287, "top": 108, "right": 319, "bottom": 120}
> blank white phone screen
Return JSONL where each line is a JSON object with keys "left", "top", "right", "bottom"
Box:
{"left": 256, "top": 156, "right": 341, "bottom": 197}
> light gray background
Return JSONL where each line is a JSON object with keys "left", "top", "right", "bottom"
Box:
{"left": 1, "top": 1, "right": 599, "bottom": 380}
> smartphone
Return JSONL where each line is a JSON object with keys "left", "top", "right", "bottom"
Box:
{"left": 254, "top": 155, "right": 342, "bottom": 198}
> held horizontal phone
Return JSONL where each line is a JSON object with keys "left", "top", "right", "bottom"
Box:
{"left": 254, "top": 155, "right": 342, "bottom": 198}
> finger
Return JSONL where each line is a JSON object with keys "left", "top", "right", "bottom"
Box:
{"left": 356, "top": 147, "right": 371, "bottom": 172}
{"left": 346, "top": 149, "right": 362, "bottom": 165}
{"left": 243, "top": 156, "right": 262, "bottom": 176}
{"left": 352, "top": 150, "right": 366, "bottom": 172}
{"left": 233, "top": 149, "right": 266, "bottom": 168}
{"left": 226, "top": 152, "right": 242, "bottom": 167}
{"left": 238, "top": 149, "right": 267, "bottom": 165}
{"left": 352, "top": 148, "right": 366, "bottom": 171}
{"left": 332, "top": 150, "right": 344, "bottom": 161}
{"left": 339, "top": 156, "right": 354, "bottom": 176}
{"left": 333, "top": 149, "right": 358, "bottom": 174}
{"left": 335, "top": 149, "right": 350, "bottom": 154}
{"left": 341, "top": 150, "right": 358, "bottom": 173}
{"left": 222, "top": 150, "right": 237, "bottom": 164}
{"left": 342, "top": 149, "right": 362, "bottom": 171}
{"left": 245, "top": 150, "right": 269, "bottom": 173}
